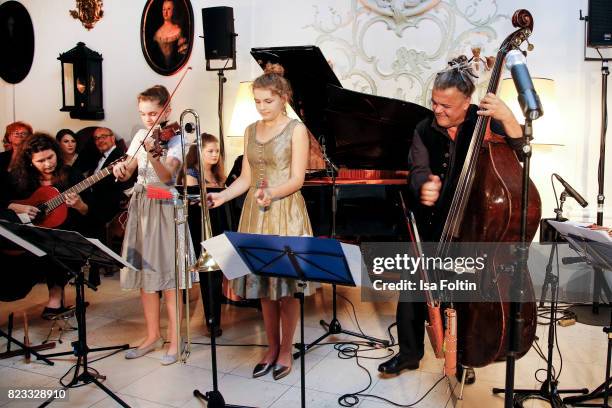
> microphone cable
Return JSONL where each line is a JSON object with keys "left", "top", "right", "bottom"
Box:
{"left": 334, "top": 294, "right": 450, "bottom": 408}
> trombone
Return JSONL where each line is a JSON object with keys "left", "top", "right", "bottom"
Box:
{"left": 174, "top": 109, "right": 220, "bottom": 363}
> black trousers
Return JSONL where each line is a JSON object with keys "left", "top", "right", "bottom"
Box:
{"left": 1, "top": 253, "right": 70, "bottom": 302}
{"left": 396, "top": 301, "right": 427, "bottom": 360}
{"left": 198, "top": 271, "right": 223, "bottom": 329}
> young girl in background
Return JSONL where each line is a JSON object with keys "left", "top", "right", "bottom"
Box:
{"left": 112, "top": 85, "right": 195, "bottom": 365}
{"left": 182, "top": 133, "right": 227, "bottom": 337}
{"left": 183, "top": 133, "right": 224, "bottom": 188}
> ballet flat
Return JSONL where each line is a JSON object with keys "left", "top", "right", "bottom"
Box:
{"left": 161, "top": 352, "right": 178, "bottom": 365}
{"left": 161, "top": 343, "right": 186, "bottom": 365}
{"left": 125, "top": 338, "right": 164, "bottom": 359}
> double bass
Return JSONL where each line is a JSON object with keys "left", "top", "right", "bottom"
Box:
{"left": 432, "top": 9, "right": 542, "bottom": 369}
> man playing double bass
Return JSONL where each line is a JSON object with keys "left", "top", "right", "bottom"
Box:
{"left": 378, "top": 59, "right": 525, "bottom": 384}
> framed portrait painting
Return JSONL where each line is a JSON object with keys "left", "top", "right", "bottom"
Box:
{"left": 140, "top": 0, "right": 194, "bottom": 76}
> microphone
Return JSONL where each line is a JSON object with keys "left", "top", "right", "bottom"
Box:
{"left": 553, "top": 173, "right": 588, "bottom": 208}
{"left": 504, "top": 50, "right": 543, "bottom": 120}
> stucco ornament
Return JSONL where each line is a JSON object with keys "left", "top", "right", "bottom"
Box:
{"left": 307, "top": 0, "right": 506, "bottom": 105}
{"left": 69, "top": 0, "right": 104, "bottom": 30}
{"left": 359, "top": 0, "right": 441, "bottom": 26}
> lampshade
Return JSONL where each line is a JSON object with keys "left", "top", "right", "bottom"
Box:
{"left": 498, "top": 78, "right": 562, "bottom": 146}
{"left": 227, "top": 81, "right": 299, "bottom": 136}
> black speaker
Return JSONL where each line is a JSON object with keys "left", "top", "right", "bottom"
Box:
{"left": 202, "top": 7, "right": 236, "bottom": 60}
{"left": 588, "top": 0, "right": 612, "bottom": 47}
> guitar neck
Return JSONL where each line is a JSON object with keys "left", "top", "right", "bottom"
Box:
{"left": 46, "top": 167, "right": 113, "bottom": 212}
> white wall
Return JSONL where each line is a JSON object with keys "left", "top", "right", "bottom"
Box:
{"left": 1, "top": 0, "right": 611, "bottom": 228}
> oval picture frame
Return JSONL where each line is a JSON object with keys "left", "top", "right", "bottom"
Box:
{"left": 0, "top": 1, "right": 35, "bottom": 84}
{"left": 140, "top": 0, "right": 194, "bottom": 76}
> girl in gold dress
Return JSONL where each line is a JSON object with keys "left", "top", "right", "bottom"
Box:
{"left": 207, "top": 73, "right": 314, "bottom": 380}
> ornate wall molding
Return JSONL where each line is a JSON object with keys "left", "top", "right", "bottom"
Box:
{"left": 306, "top": 0, "right": 506, "bottom": 105}
{"left": 358, "top": 0, "right": 441, "bottom": 26}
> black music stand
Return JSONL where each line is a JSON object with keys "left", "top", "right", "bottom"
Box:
{"left": 0, "top": 223, "right": 56, "bottom": 366}
{"left": 0, "top": 221, "right": 132, "bottom": 407}
{"left": 560, "top": 233, "right": 612, "bottom": 408}
{"left": 200, "top": 232, "right": 359, "bottom": 408}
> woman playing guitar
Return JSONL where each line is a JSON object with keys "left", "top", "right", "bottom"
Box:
{"left": 0, "top": 133, "right": 91, "bottom": 319}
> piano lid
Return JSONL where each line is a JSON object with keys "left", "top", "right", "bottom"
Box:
{"left": 250, "top": 45, "right": 432, "bottom": 170}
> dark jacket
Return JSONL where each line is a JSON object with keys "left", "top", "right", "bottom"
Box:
{"left": 407, "top": 104, "right": 524, "bottom": 241}
{"left": 84, "top": 147, "right": 127, "bottom": 228}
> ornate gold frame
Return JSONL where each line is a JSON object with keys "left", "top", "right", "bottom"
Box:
{"left": 69, "top": 0, "right": 104, "bottom": 30}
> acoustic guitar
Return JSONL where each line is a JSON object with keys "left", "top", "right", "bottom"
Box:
{"left": 11, "top": 155, "right": 126, "bottom": 228}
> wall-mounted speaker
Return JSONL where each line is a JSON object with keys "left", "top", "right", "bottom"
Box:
{"left": 202, "top": 6, "right": 236, "bottom": 69}
{"left": 588, "top": 0, "right": 612, "bottom": 47}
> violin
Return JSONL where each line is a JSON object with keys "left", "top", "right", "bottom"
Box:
{"left": 148, "top": 121, "right": 181, "bottom": 158}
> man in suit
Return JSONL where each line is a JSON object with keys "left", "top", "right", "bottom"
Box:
{"left": 84, "top": 127, "right": 126, "bottom": 248}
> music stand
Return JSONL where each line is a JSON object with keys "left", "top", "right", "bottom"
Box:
{"left": 546, "top": 223, "right": 612, "bottom": 408}
{"left": 0, "top": 223, "right": 56, "bottom": 365}
{"left": 201, "top": 232, "right": 362, "bottom": 408}
{"left": 0, "top": 221, "right": 133, "bottom": 407}
{"left": 500, "top": 219, "right": 590, "bottom": 407}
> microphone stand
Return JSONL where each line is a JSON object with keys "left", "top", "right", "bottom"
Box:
{"left": 293, "top": 137, "right": 388, "bottom": 360}
{"left": 217, "top": 70, "right": 227, "bottom": 160}
{"left": 489, "top": 118, "right": 533, "bottom": 408}
{"left": 502, "top": 191, "right": 589, "bottom": 407}
{"left": 538, "top": 192, "right": 567, "bottom": 309}
{"left": 593, "top": 59, "right": 612, "bottom": 315}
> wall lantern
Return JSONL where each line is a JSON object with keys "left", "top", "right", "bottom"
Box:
{"left": 58, "top": 42, "right": 104, "bottom": 120}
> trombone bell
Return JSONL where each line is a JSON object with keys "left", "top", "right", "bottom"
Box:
{"left": 193, "top": 248, "right": 220, "bottom": 272}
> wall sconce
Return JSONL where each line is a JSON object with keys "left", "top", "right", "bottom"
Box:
{"left": 498, "top": 77, "right": 562, "bottom": 146}
{"left": 58, "top": 42, "right": 104, "bottom": 120}
{"left": 228, "top": 81, "right": 299, "bottom": 137}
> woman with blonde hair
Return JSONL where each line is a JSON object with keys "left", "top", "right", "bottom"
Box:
{"left": 207, "top": 72, "right": 315, "bottom": 380}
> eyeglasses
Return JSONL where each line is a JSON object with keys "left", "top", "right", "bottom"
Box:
{"left": 93, "top": 134, "right": 113, "bottom": 141}
{"left": 10, "top": 131, "right": 29, "bottom": 138}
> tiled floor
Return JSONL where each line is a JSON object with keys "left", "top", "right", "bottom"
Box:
{"left": 0, "top": 276, "right": 608, "bottom": 407}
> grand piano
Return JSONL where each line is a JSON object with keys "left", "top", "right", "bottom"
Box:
{"left": 250, "top": 46, "right": 433, "bottom": 242}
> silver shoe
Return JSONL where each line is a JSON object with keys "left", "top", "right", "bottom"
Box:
{"left": 161, "top": 343, "right": 185, "bottom": 365}
{"left": 125, "top": 338, "right": 164, "bottom": 359}
{"left": 160, "top": 352, "right": 178, "bottom": 365}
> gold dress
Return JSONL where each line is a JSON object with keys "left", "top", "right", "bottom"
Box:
{"left": 230, "top": 119, "right": 318, "bottom": 300}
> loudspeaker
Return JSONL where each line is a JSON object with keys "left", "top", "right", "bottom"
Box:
{"left": 202, "top": 7, "right": 236, "bottom": 60}
{"left": 588, "top": 0, "right": 612, "bottom": 47}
